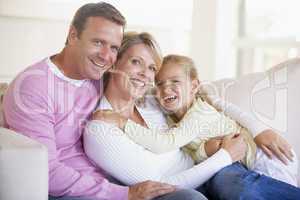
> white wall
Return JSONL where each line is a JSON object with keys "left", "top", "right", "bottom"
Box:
{"left": 0, "top": 0, "right": 219, "bottom": 82}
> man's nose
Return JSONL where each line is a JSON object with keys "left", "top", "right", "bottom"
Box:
{"left": 98, "top": 46, "right": 111, "bottom": 61}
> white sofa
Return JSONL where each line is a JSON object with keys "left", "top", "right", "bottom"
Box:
{"left": 0, "top": 59, "right": 299, "bottom": 199}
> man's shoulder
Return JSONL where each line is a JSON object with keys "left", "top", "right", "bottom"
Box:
{"left": 7, "top": 58, "right": 51, "bottom": 95}
{"left": 14, "top": 58, "right": 50, "bottom": 83}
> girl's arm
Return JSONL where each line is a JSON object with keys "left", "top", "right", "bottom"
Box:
{"left": 83, "top": 120, "right": 233, "bottom": 189}
{"left": 123, "top": 100, "right": 237, "bottom": 154}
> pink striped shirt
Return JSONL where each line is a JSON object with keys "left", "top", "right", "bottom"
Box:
{"left": 3, "top": 58, "right": 128, "bottom": 199}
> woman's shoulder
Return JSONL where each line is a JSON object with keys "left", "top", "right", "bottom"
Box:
{"left": 137, "top": 96, "right": 168, "bottom": 129}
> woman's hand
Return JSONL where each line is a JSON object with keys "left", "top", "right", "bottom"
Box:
{"left": 92, "top": 109, "right": 127, "bottom": 129}
{"left": 221, "top": 133, "right": 247, "bottom": 163}
{"left": 254, "top": 129, "right": 293, "bottom": 165}
{"left": 204, "top": 136, "right": 224, "bottom": 157}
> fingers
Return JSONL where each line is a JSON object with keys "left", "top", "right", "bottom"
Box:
{"left": 260, "top": 145, "right": 273, "bottom": 159}
{"left": 149, "top": 183, "right": 176, "bottom": 197}
{"left": 269, "top": 144, "right": 289, "bottom": 165}
{"left": 129, "top": 181, "right": 176, "bottom": 200}
{"left": 278, "top": 138, "right": 294, "bottom": 161}
{"left": 279, "top": 146, "right": 294, "bottom": 162}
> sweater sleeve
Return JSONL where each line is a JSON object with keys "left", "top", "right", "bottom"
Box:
{"left": 84, "top": 120, "right": 232, "bottom": 189}
{"left": 162, "top": 149, "right": 232, "bottom": 188}
{"left": 3, "top": 83, "right": 128, "bottom": 200}
{"left": 124, "top": 100, "right": 237, "bottom": 154}
{"left": 205, "top": 94, "right": 270, "bottom": 138}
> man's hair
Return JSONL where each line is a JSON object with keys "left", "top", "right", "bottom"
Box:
{"left": 68, "top": 2, "right": 126, "bottom": 42}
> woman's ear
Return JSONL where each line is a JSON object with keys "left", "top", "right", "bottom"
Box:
{"left": 191, "top": 79, "right": 200, "bottom": 96}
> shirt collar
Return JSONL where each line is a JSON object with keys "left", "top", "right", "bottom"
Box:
{"left": 46, "top": 57, "right": 86, "bottom": 87}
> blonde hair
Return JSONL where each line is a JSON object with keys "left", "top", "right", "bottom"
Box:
{"left": 117, "top": 31, "right": 162, "bottom": 70}
{"left": 104, "top": 31, "right": 162, "bottom": 86}
{"left": 161, "top": 54, "right": 199, "bottom": 80}
{"left": 159, "top": 54, "right": 204, "bottom": 99}
{"left": 104, "top": 32, "right": 162, "bottom": 106}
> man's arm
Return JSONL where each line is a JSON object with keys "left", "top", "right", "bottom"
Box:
{"left": 3, "top": 83, "right": 128, "bottom": 199}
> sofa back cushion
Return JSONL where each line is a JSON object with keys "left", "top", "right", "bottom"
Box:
{"left": 0, "top": 83, "right": 8, "bottom": 127}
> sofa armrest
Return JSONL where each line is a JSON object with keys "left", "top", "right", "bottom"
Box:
{"left": 0, "top": 127, "right": 48, "bottom": 200}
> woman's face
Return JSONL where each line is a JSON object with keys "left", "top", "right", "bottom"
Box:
{"left": 112, "top": 43, "right": 158, "bottom": 99}
{"left": 155, "top": 63, "right": 198, "bottom": 116}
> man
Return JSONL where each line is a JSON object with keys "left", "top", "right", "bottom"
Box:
{"left": 3, "top": 2, "right": 206, "bottom": 200}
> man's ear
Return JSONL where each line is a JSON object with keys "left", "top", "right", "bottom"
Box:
{"left": 191, "top": 79, "right": 200, "bottom": 96}
{"left": 67, "top": 26, "right": 79, "bottom": 45}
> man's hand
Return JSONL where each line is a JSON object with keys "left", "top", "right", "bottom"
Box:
{"left": 92, "top": 109, "right": 127, "bottom": 129}
{"left": 128, "top": 181, "right": 176, "bottom": 200}
{"left": 254, "top": 129, "right": 293, "bottom": 164}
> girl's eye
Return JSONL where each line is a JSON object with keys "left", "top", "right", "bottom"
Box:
{"left": 149, "top": 65, "right": 157, "bottom": 72}
{"left": 131, "top": 59, "right": 141, "bottom": 65}
{"left": 171, "top": 80, "right": 180, "bottom": 84}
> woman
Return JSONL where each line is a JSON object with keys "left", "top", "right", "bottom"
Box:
{"left": 83, "top": 31, "right": 246, "bottom": 189}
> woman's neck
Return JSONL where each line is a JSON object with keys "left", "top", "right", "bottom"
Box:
{"left": 104, "top": 81, "right": 135, "bottom": 118}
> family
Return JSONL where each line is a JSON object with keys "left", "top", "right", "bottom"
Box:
{"left": 3, "top": 2, "right": 300, "bottom": 200}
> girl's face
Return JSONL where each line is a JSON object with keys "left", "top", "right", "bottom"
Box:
{"left": 112, "top": 43, "right": 158, "bottom": 100}
{"left": 155, "top": 63, "right": 199, "bottom": 117}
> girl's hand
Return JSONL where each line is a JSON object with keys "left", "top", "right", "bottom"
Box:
{"left": 221, "top": 133, "right": 247, "bottom": 163}
{"left": 254, "top": 129, "right": 293, "bottom": 165}
{"left": 205, "top": 136, "right": 223, "bottom": 157}
{"left": 92, "top": 109, "right": 127, "bottom": 129}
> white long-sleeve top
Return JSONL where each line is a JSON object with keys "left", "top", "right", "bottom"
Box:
{"left": 83, "top": 96, "right": 232, "bottom": 189}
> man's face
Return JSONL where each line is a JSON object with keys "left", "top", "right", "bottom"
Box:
{"left": 69, "top": 16, "right": 123, "bottom": 80}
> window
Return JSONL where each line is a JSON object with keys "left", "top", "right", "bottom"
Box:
{"left": 236, "top": 0, "right": 300, "bottom": 75}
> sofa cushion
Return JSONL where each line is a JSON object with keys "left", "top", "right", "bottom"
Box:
{"left": 0, "top": 83, "right": 8, "bottom": 127}
{"left": 0, "top": 127, "right": 48, "bottom": 200}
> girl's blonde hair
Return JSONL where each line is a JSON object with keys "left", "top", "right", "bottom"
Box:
{"left": 161, "top": 54, "right": 199, "bottom": 80}
{"left": 159, "top": 54, "right": 204, "bottom": 99}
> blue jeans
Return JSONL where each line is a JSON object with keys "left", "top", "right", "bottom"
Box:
{"left": 199, "top": 162, "right": 300, "bottom": 200}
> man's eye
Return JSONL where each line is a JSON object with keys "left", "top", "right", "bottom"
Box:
{"left": 94, "top": 41, "right": 102, "bottom": 46}
{"left": 111, "top": 46, "right": 119, "bottom": 53}
{"left": 155, "top": 82, "right": 163, "bottom": 87}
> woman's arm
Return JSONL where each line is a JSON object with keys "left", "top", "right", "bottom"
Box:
{"left": 83, "top": 120, "right": 236, "bottom": 189}
{"left": 95, "top": 100, "right": 238, "bottom": 154}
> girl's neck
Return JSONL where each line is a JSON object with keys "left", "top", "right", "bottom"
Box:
{"left": 174, "top": 97, "right": 195, "bottom": 121}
